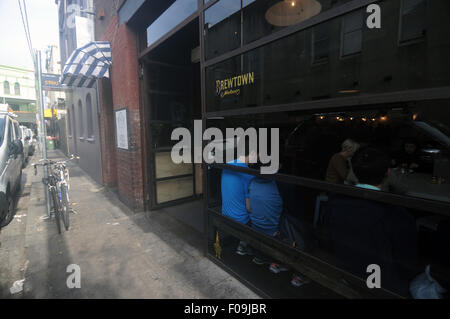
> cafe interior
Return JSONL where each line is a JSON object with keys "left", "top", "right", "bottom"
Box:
{"left": 207, "top": 98, "right": 450, "bottom": 298}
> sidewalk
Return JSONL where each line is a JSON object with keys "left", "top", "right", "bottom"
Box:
{"left": 3, "top": 149, "right": 259, "bottom": 299}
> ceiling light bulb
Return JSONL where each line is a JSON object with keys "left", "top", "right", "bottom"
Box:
{"left": 266, "top": 0, "right": 322, "bottom": 27}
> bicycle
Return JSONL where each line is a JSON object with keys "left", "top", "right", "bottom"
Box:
{"left": 33, "top": 155, "right": 79, "bottom": 234}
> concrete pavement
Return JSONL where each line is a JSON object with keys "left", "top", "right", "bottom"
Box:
{"left": 0, "top": 150, "right": 259, "bottom": 299}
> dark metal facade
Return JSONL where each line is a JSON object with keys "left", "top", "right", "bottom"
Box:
{"left": 123, "top": 0, "right": 450, "bottom": 298}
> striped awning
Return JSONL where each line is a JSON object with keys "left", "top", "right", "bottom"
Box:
{"left": 60, "top": 41, "right": 112, "bottom": 88}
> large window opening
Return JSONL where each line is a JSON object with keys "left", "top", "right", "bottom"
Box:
{"left": 130, "top": 0, "right": 450, "bottom": 299}
{"left": 14, "top": 82, "right": 20, "bottom": 96}
{"left": 78, "top": 100, "right": 84, "bottom": 139}
{"left": 86, "top": 94, "right": 94, "bottom": 139}
{"left": 202, "top": 0, "right": 450, "bottom": 299}
{"left": 142, "top": 18, "right": 203, "bottom": 233}
{"left": 206, "top": 100, "right": 450, "bottom": 298}
{"left": 3, "top": 81, "right": 10, "bottom": 95}
{"left": 205, "top": 1, "right": 450, "bottom": 113}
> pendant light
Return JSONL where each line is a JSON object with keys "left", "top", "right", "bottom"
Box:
{"left": 265, "top": 0, "right": 322, "bottom": 27}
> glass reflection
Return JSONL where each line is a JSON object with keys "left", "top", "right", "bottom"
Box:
{"left": 204, "top": 0, "right": 345, "bottom": 58}
{"left": 205, "top": 101, "right": 450, "bottom": 297}
{"left": 205, "top": 0, "right": 241, "bottom": 28}
{"left": 204, "top": 0, "right": 242, "bottom": 60}
{"left": 147, "top": 0, "right": 198, "bottom": 47}
{"left": 206, "top": 0, "right": 450, "bottom": 112}
{"left": 265, "top": 0, "right": 322, "bottom": 27}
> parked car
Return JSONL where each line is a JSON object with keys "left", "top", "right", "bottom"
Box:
{"left": 0, "top": 111, "right": 24, "bottom": 228}
{"left": 19, "top": 125, "right": 31, "bottom": 166}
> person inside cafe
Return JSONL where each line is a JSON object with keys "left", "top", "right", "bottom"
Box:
{"left": 325, "top": 139, "right": 360, "bottom": 184}
{"left": 247, "top": 161, "right": 311, "bottom": 288}
{"left": 248, "top": 176, "right": 283, "bottom": 249}
{"left": 315, "top": 139, "right": 360, "bottom": 228}
{"left": 221, "top": 136, "right": 256, "bottom": 256}
{"left": 246, "top": 173, "right": 282, "bottom": 264}
{"left": 392, "top": 139, "right": 425, "bottom": 172}
{"left": 323, "top": 146, "right": 419, "bottom": 296}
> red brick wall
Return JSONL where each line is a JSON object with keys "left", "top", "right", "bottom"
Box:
{"left": 98, "top": 15, "right": 144, "bottom": 210}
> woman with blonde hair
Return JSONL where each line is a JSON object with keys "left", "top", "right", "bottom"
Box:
{"left": 325, "top": 139, "right": 360, "bottom": 184}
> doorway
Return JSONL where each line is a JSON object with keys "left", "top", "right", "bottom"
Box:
{"left": 142, "top": 19, "right": 203, "bottom": 218}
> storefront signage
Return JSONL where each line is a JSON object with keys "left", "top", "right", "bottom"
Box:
{"left": 42, "top": 73, "right": 70, "bottom": 91}
{"left": 44, "top": 109, "right": 58, "bottom": 118}
{"left": 216, "top": 72, "right": 255, "bottom": 98}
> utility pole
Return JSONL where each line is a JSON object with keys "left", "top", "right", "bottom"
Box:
{"left": 35, "top": 50, "right": 51, "bottom": 217}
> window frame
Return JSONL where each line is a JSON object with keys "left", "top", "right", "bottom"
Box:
{"left": 67, "top": 108, "right": 73, "bottom": 137}
{"left": 311, "top": 22, "right": 330, "bottom": 65}
{"left": 71, "top": 104, "right": 76, "bottom": 139}
{"left": 14, "top": 82, "right": 20, "bottom": 96}
{"left": 340, "top": 9, "right": 364, "bottom": 58}
{"left": 8, "top": 120, "right": 14, "bottom": 143}
{"left": 86, "top": 93, "right": 95, "bottom": 141}
{"left": 13, "top": 121, "right": 21, "bottom": 140}
{"left": 78, "top": 99, "right": 84, "bottom": 140}
{"left": 3, "top": 81, "right": 10, "bottom": 95}
{"left": 398, "top": 0, "right": 427, "bottom": 45}
{"left": 0, "top": 116, "right": 6, "bottom": 147}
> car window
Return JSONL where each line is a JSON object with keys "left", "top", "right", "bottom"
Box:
{"left": 14, "top": 122, "right": 21, "bottom": 139}
{"left": 9, "top": 120, "right": 14, "bottom": 143}
{"left": 0, "top": 116, "right": 5, "bottom": 146}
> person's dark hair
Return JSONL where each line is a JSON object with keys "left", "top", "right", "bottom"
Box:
{"left": 352, "top": 146, "right": 390, "bottom": 186}
{"left": 236, "top": 134, "right": 257, "bottom": 157}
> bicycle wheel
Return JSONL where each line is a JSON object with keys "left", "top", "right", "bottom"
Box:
{"left": 60, "top": 184, "right": 70, "bottom": 230}
{"left": 50, "top": 188, "right": 62, "bottom": 234}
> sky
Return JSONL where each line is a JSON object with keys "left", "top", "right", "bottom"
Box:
{"left": 0, "top": 0, "right": 59, "bottom": 71}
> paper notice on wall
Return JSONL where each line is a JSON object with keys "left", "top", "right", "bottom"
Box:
{"left": 75, "top": 16, "right": 94, "bottom": 48}
{"left": 115, "top": 109, "right": 129, "bottom": 150}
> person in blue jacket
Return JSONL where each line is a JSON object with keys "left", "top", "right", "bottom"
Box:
{"left": 221, "top": 137, "right": 257, "bottom": 255}
{"left": 248, "top": 177, "right": 283, "bottom": 238}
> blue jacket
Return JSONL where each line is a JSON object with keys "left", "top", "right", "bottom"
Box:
{"left": 249, "top": 178, "right": 283, "bottom": 236}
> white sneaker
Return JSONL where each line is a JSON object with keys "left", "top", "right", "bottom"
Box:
{"left": 269, "top": 263, "right": 289, "bottom": 274}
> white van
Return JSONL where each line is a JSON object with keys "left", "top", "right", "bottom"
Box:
{"left": 0, "top": 109, "right": 24, "bottom": 228}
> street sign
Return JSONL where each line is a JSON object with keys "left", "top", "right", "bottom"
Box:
{"left": 42, "top": 73, "right": 70, "bottom": 91}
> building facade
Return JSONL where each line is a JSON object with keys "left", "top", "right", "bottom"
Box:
{"left": 0, "top": 64, "right": 37, "bottom": 125}
{"left": 93, "top": 0, "right": 450, "bottom": 298}
{"left": 57, "top": 0, "right": 103, "bottom": 184}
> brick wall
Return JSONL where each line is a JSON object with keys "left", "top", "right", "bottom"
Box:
{"left": 98, "top": 14, "right": 145, "bottom": 211}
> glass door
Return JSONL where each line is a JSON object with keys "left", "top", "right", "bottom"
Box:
{"left": 145, "top": 60, "right": 199, "bottom": 209}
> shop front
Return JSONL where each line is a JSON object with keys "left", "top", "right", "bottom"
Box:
{"left": 118, "top": 0, "right": 450, "bottom": 298}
